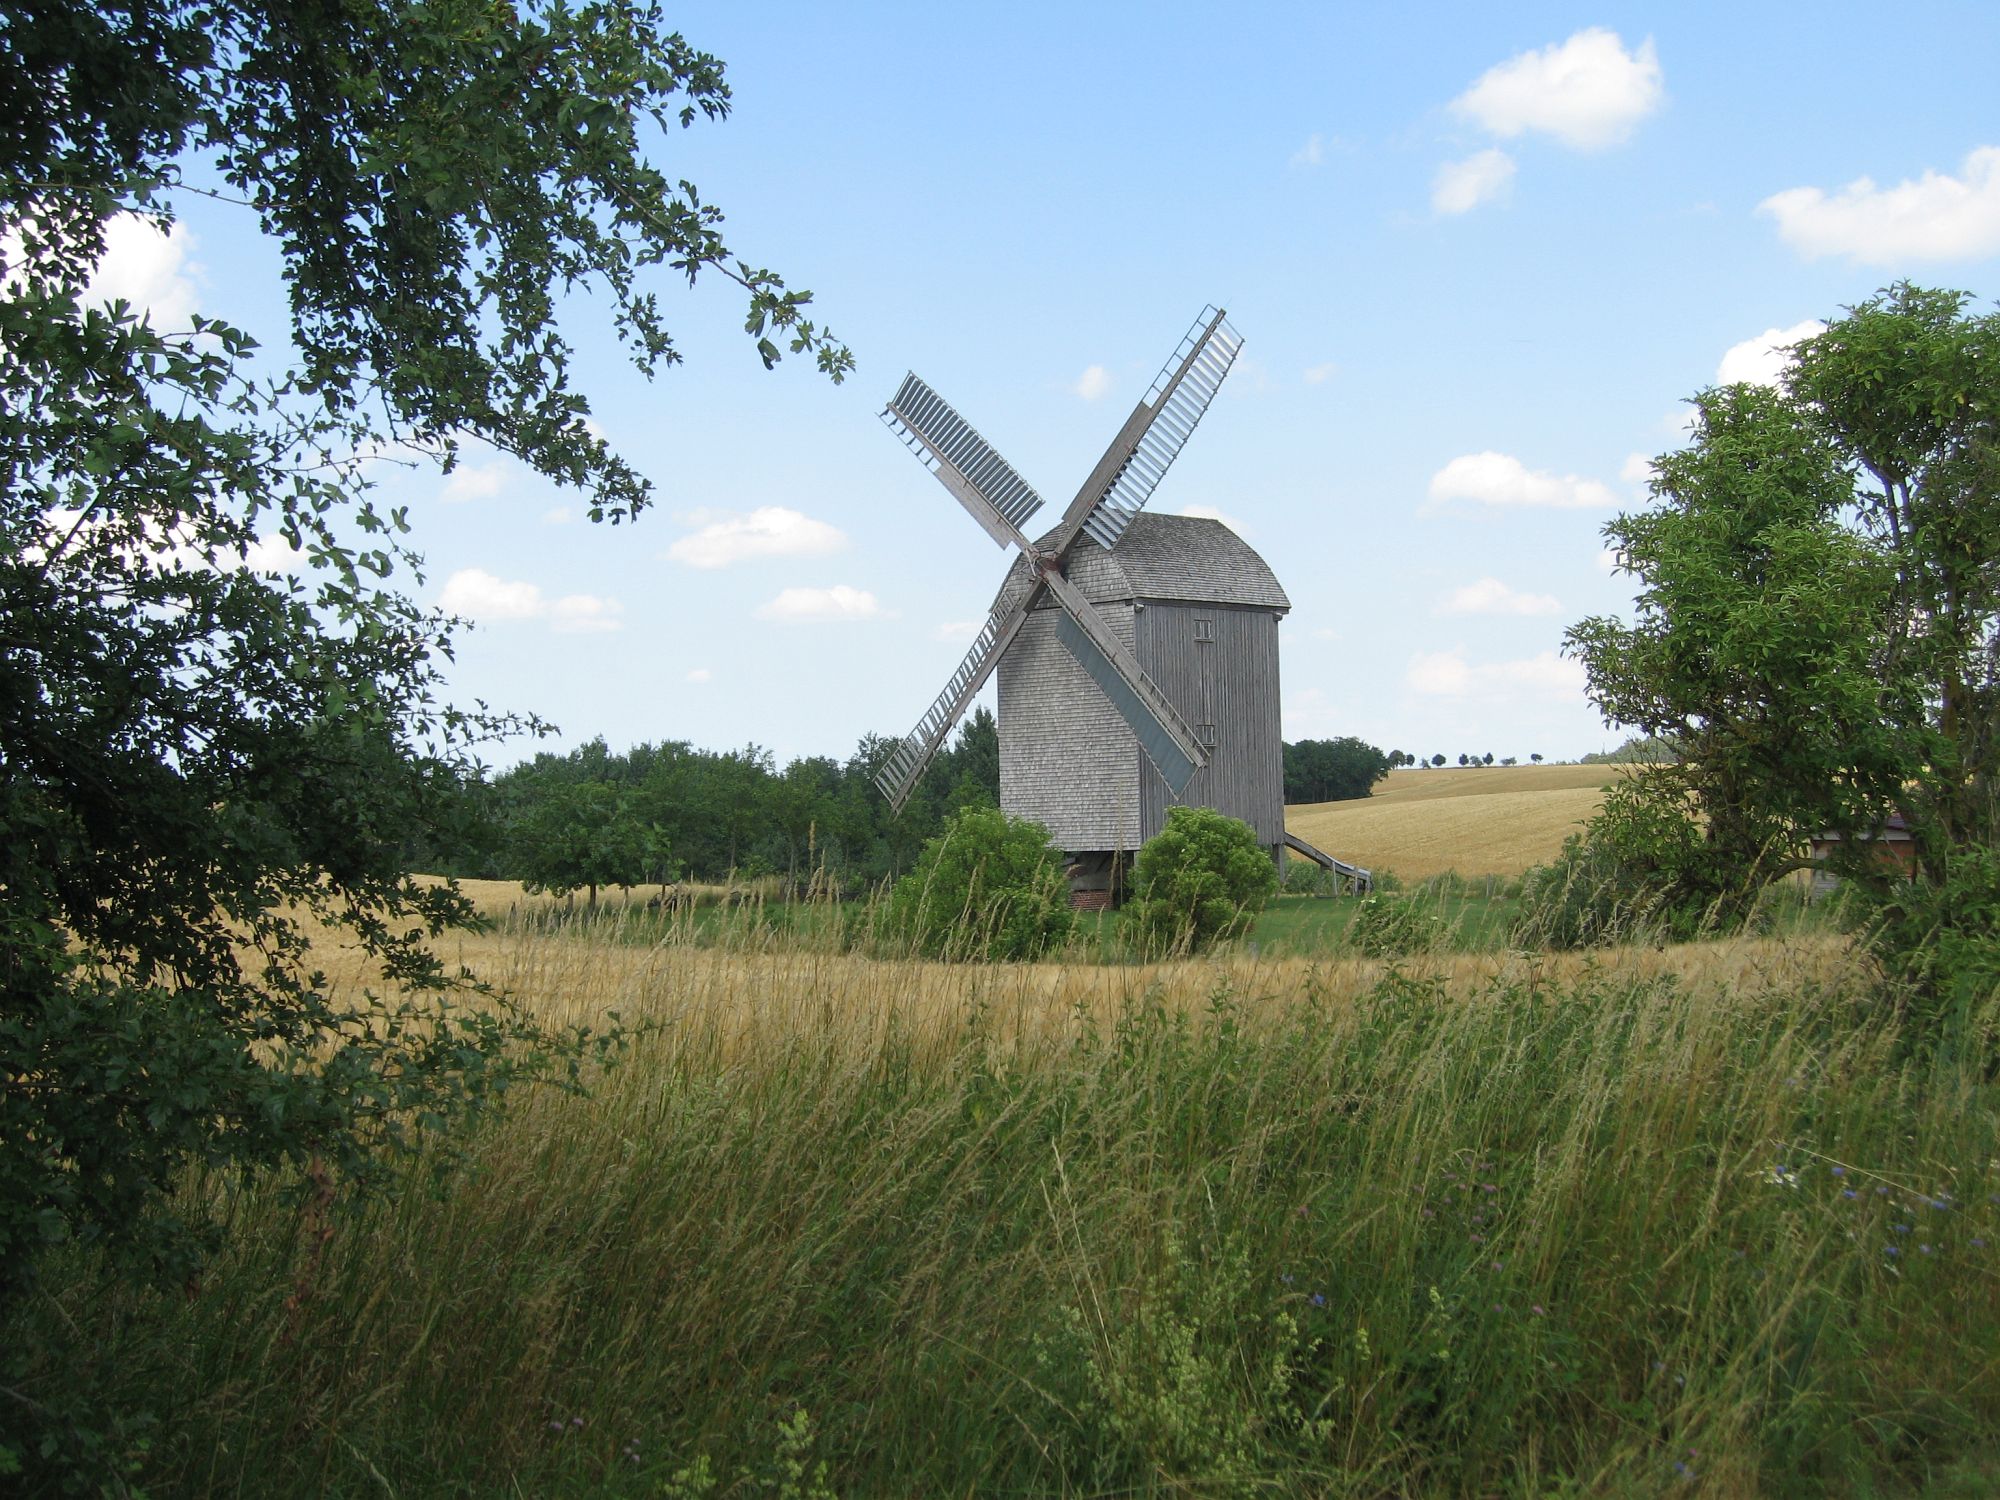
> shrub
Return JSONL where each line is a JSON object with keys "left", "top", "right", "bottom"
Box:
{"left": 881, "top": 807, "right": 1073, "bottom": 962}
{"left": 1124, "top": 807, "right": 1278, "bottom": 956}
{"left": 1348, "top": 894, "right": 1447, "bottom": 958}
{"left": 1282, "top": 859, "right": 1335, "bottom": 896}
{"left": 1852, "top": 846, "right": 2000, "bottom": 1061}
{"left": 1512, "top": 781, "right": 1740, "bottom": 951}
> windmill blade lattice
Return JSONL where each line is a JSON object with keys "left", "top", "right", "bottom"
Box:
{"left": 874, "top": 564, "right": 1040, "bottom": 811}
{"left": 882, "top": 374, "right": 1045, "bottom": 548}
{"left": 1078, "top": 308, "right": 1242, "bottom": 550}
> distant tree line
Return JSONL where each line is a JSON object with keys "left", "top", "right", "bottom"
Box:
{"left": 411, "top": 708, "right": 1003, "bottom": 899}
{"left": 416, "top": 719, "right": 1410, "bottom": 898}
{"left": 1281, "top": 737, "right": 1393, "bottom": 804}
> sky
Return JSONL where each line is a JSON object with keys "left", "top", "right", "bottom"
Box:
{"left": 87, "top": 1, "right": 2000, "bottom": 769}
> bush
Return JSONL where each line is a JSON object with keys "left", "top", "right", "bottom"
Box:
{"left": 1512, "top": 781, "right": 1738, "bottom": 951}
{"left": 1853, "top": 846, "right": 2000, "bottom": 1061}
{"left": 1282, "top": 858, "right": 1335, "bottom": 896}
{"left": 1348, "top": 895, "right": 1447, "bottom": 958}
{"left": 880, "top": 807, "right": 1073, "bottom": 962}
{"left": 1124, "top": 807, "right": 1278, "bottom": 956}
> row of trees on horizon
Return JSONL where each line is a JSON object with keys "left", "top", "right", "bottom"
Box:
{"left": 413, "top": 719, "right": 1447, "bottom": 900}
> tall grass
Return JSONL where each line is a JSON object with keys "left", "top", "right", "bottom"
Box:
{"left": 12, "top": 929, "right": 1999, "bottom": 1496}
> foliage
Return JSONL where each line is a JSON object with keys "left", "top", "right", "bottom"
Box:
{"left": 510, "top": 780, "right": 667, "bottom": 906}
{"left": 0, "top": 0, "right": 848, "bottom": 1465}
{"left": 1788, "top": 284, "right": 2000, "bottom": 875}
{"left": 1578, "top": 734, "right": 1680, "bottom": 765}
{"left": 1856, "top": 845, "right": 2000, "bottom": 1061}
{"left": 1568, "top": 353, "right": 1926, "bottom": 927}
{"left": 879, "top": 806, "right": 1073, "bottom": 962}
{"left": 1281, "top": 736, "right": 1391, "bottom": 804}
{"left": 1124, "top": 806, "right": 1278, "bottom": 955}
{"left": 440, "top": 709, "right": 1003, "bottom": 891}
{"left": 1347, "top": 893, "right": 1448, "bottom": 957}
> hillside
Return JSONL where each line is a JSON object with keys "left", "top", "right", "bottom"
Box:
{"left": 1287, "top": 762, "right": 1623, "bottom": 879}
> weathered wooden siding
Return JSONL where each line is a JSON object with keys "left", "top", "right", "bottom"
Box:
{"left": 1134, "top": 601, "right": 1286, "bottom": 848}
{"left": 998, "top": 600, "right": 1141, "bottom": 852}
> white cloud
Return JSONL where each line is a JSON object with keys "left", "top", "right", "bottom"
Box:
{"left": 1433, "top": 148, "right": 1516, "bottom": 215}
{"left": 1597, "top": 547, "right": 1624, "bottom": 574}
{"left": 1405, "top": 647, "right": 1586, "bottom": 700}
{"left": 686, "top": 667, "right": 713, "bottom": 684}
{"left": 1302, "top": 361, "right": 1339, "bottom": 385}
{"left": 755, "top": 585, "right": 888, "bottom": 623}
{"left": 1439, "top": 577, "right": 1562, "bottom": 617}
{"left": 438, "top": 566, "right": 622, "bottom": 632}
{"left": 547, "top": 594, "right": 624, "bottom": 634}
{"left": 1072, "top": 364, "right": 1114, "bottom": 401}
{"left": 1619, "top": 452, "right": 1656, "bottom": 485}
{"left": 1760, "top": 147, "right": 2000, "bottom": 264}
{"left": 934, "top": 619, "right": 982, "bottom": 642}
{"left": 1290, "top": 133, "right": 1328, "bottom": 168}
{"left": 442, "top": 460, "right": 508, "bottom": 504}
{"left": 1716, "top": 319, "right": 1826, "bottom": 387}
{"left": 1179, "top": 503, "right": 1249, "bottom": 534}
{"left": 1407, "top": 649, "right": 1473, "bottom": 697}
{"left": 84, "top": 213, "right": 202, "bottom": 328}
{"left": 542, "top": 505, "right": 575, "bottom": 525}
{"left": 439, "top": 567, "right": 543, "bottom": 621}
{"left": 1427, "top": 451, "right": 1614, "bottom": 511}
{"left": 665, "top": 506, "right": 848, "bottom": 569}
{"left": 1452, "top": 29, "right": 1664, "bottom": 150}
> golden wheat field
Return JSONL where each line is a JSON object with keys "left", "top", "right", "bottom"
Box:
{"left": 1287, "top": 762, "right": 1624, "bottom": 879}
{"left": 327, "top": 886, "right": 1850, "bottom": 1055}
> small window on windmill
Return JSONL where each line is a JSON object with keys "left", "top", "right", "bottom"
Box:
{"left": 1194, "top": 616, "right": 1216, "bottom": 643}
{"left": 1196, "top": 721, "right": 1218, "bottom": 747}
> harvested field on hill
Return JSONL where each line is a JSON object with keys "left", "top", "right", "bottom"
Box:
{"left": 1287, "top": 762, "right": 1625, "bottom": 879}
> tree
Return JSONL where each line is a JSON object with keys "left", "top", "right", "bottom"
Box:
{"left": 2, "top": 0, "right": 846, "bottom": 1383}
{"left": 1786, "top": 284, "right": 2000, "bottom": 876}
{"left": 1530, "top": 753, "right": 1543, "bottom": 764}
{"left": 1565, "top": 302, "right": 1990, "bottom": 927}
{"left": 1282, "top": 737, "right": 1392, "bottom": 803}
{"left": 512, "top": 781, "right": 664, "bottom": 907}
{"left": 1431, "top": 754, "right": 1447, "bottom": 768}
{"left": 880, "top": 807, "right": 1073, "bottom": 962}
{"left": 1124, "top": 806, "right": 1279, "bottom": 956}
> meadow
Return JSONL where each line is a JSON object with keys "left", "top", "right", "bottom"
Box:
{"left": 13, "top": 774, "right": 2000, "bottom": 1497}
{"left": 1288, "top": 764, "right": 1620, "bottom": 880}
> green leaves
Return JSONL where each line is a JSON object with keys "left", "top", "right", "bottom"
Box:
{"left": 881, "top": 806, "right": 1075, "bottom": 962}
{"left": 1, "top": 2, "right": 838, "bottom": 1445}
{"left": 1125, "top": 807, "right": 1278, "bottom": 957}
{"left": 1567, "top": 288, "right": 2000, "bottom": 930}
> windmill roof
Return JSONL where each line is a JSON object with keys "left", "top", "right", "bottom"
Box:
{"left": 1031, "top": 513, "right": 1291, "bottom": 612}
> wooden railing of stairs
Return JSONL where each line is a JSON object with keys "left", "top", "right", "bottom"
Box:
{"left": 1282, "top": 831, "right": 1373, "bottom": 894}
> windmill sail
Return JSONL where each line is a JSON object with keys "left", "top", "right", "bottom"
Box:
{"left": 873, "top": 564, "right": 1040, "bottom": 811}
{"left": 1077, "top": 308, "right": 1242, "bottom": 550}
{"left": 883, "top": 374, "right": 1045, "bottom": 549}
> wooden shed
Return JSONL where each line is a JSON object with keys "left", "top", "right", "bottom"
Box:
{"left": 994, "top": 513, "right": 1289, "bottom": 888}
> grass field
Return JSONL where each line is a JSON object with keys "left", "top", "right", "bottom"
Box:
{"left": 1287, "top": 763, "right": 1624, "bottom": 880}
{"left": 16, "top": 899, "right": 2000, "bottom": 1497}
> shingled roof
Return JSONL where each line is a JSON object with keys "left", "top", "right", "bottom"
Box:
{"left": 1045, "top": 513, "right": 1290, "bottom": 611}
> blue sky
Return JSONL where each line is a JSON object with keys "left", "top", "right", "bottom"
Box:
{"left": 91, "top": 3, "right": 2000, "bottom": 767}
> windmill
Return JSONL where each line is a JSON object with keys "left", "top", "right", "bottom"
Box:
{"left": 875, "top": 307, "right": 1366, "bottom": 897}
